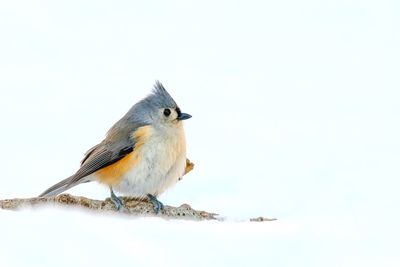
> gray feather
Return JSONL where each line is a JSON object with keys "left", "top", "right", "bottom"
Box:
{"left": 80, "top": 143, "right": 101, "bottom": 165}
{"left": 148, "top": 80, "right": 178, "bottom": 109}
{"left": 39, "top": 176, "right": 74, "bottom": 197}
{"left": 39, "top": 81, "right": 176, "bottom": 197}
{"left": 39, "top": 140, "right": 136, "bottom": 197}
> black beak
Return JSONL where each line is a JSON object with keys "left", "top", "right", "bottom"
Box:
{"left": 177, "top": 112, "right": 192, "bottom": 121}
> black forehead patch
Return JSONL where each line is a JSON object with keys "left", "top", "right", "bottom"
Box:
{"left": 175, "top": 107, "right": 181, "bottom": 117}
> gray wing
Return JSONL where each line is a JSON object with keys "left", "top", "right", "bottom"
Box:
{"left": 39, "top": 141, "right": 134, "bottom": 197}
{"left": 68, "top": 143, "right": 134, "bottom": 185}
{"left": 39, "top": 118, "right": 145, "bottom": 197}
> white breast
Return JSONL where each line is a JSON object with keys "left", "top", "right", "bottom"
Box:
{"left": 113, "top": 123, "right": 187, "bottom": 197}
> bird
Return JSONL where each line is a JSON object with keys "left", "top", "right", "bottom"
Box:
{"left": 39, "top": 81, "right": 192, "bottom": 213}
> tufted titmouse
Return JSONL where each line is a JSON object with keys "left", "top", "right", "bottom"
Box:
{"left": 39, "top": 81, "right": 192, "bottom": 213}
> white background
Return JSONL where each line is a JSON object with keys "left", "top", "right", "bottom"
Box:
{"left": 0, "top": 0, "right": 399, "bottom": 266}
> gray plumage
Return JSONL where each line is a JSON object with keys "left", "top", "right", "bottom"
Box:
{"left": 39, "top": 81, "right": 183, "bottom": 197}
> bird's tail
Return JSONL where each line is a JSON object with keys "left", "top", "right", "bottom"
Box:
{"left": 39, "top": 176, "right": 77, "bottom": 197}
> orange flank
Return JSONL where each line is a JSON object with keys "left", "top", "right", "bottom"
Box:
{"left": 132, "top": 125, "right": 153, "bottom": 147}
{"left": 96, "top": 125, "right": 153, "bottom": 185}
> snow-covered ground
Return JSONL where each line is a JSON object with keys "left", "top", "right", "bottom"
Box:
{"left": 0, "top": 1, "right": 399, "bottom": 266}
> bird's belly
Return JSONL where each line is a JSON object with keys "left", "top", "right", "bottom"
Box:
{"left": 111, "top": 134, "right": 186, "bottom": 197}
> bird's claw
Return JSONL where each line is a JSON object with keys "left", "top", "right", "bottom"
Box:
{"left": 147, "top": 194, "right": 164, "bottom": 214}
{"left": 110, "top": 189, "right": 125, "bottom": 211}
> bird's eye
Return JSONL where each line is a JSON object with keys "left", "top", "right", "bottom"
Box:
{"left": 163, "top": 108, "right": 171, "bottom": 117}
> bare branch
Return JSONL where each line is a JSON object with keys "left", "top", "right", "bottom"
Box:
{"left": 0, "top": 160, "right": 276, "bottom": 222}
{"left": 0, "top": 194, "right": 217, "bottom": 220}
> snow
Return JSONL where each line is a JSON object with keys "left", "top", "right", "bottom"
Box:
{"left": 0, "top": 0, "right": 399, "bottom": 266}
{"left": 1, "top": 208, "right": 399, "bottom": 267}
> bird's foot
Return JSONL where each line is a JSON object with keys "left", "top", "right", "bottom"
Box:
{"left": 110, "top": 189, "right": 125, "bottom": 211}
{"left": 147, "top": 194, "right": 164, "bottom": 214}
